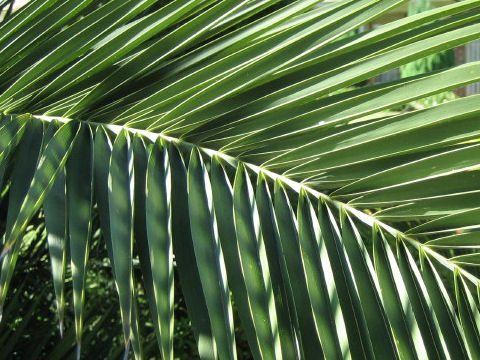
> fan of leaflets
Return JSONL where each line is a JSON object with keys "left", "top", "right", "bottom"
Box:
{"left": 2, "top": 0, "right": 480, "bottom": 359}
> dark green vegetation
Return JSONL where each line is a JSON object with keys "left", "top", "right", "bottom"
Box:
{"left": 3, "top": 0, "right": 480, "bottom": 359}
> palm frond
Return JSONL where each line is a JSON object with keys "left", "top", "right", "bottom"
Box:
{"left": 2, "top": 0, "right": 480, "bottom": 359}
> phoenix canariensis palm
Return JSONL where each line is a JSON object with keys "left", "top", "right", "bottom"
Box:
{"left": 2, "top": 0, "right": 480, "bottom": 359}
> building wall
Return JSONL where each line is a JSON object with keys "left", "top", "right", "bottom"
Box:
{"left": 466, "top": 40, "right": 480, "bottom": 96}
{"left": 454, "top": 46, "right": 467, "bottom": 97}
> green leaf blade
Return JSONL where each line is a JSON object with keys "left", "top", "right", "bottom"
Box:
{"left": 187, "top": 148, "right": 236, "bottom": 360}
{"left": 145, "top": 139, "right": 174, "bottom": 360}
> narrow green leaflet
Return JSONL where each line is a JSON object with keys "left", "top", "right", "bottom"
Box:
{"left": 375, "top": 190, "right": 480, "bottom": 221}
{"left": 43, "top": 166, "right": 67, "bottom": 336}
{"left": 233, "top": 164, "right": 280, "bottom": 360}
{"left": 340, "top": 210, "right": 398, "bottom": 359}
{"left": 451, "top": 253, "right": 480, "bottom": 266}
{"left": 273, "top": 180, "right": 323, "bottom": 359}
{"left": 132, "top": 134, "right": 161, "bottom": 356}
{"left": 0, "top": 114, "right": 29, "bottom": 188}
{"left": 397, "top": 243, "right": 447, "bottom": 360}
{"left": 0, "top": 118, "right": 42, "bottom": 319}
{"left": 40, "top": 104, "right": 66, "bottom": 337}
{"left": 407, "top": 208, "right": 480, "bottom": 235}
{"left": 145, "top": 138, "right": 174, "bottom": 360}
{"left": 373, "top": 228, "right": 423, "bottom": 359}
{"left": 168, "top": 143, "right": 216, "bottom": 360}
{"left": 106, "top": 130, "right": 143, "bottom": 360}
{"left": 93, "top": 127, "right": 115, "bottom": 269}
{"left": 421, "top": 254, "right": 468, "bottom": 359}
{"left": 1, "top": 120, "right": 80, "bottom": 258}
{"left": 334, "top": 143, "right": 480, "bottom": 197}
{"left": 210, "top": 156, "right": 262, "bottom": 360}
{"left": 351, "top": 170, "right": 480, "bottom": 208}
{"left": 94, "top": 127, "right": 147, "bottom": 360}
{"left": 426, "top": 232, "right": 480, "bottom": 249}
{"left": 318, "top": 201, "right": 374, "bottom": 360}
{"left": 66, "top": 123, "right": 93, "bottom": 357}
{"left": 455, "top": 272, "right": 480, "bottom": 359}
{"left": 108, "top": 129, "right": 134, "bottom": 355}
{"left": 187, "top": 148, "right": 236, "bottom": 360}
{"left": 255, "top": 175, "right": 297, "bottom": 360}
{"left": 209, "top": 0, "right": 285, "bottom": 33}
{"left": 296, "top": 189, "right": 343, "bottom": 360}
{"left": 130, "top": 291, "right": 144, "bottom": 360}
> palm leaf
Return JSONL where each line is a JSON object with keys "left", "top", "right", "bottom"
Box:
{"left": 2, "top": 0, "right": 480, "bottom": 359}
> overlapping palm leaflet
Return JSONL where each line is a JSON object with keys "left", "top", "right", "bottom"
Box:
{"left": 2, "top": 0, "right": 480, "bottom": 359}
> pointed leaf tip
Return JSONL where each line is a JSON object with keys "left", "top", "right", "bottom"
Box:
{"left": 123, "top": 341, "right": 130, "bottom": 360}
{"left": 0, "top": 246, "right": 10, "bottom": 262}
{"left": 76, "top": 343, "right": 81, "bottom": 360}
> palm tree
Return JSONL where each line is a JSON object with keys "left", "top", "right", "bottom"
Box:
{"left": 2, "top": 0, "right": 480, "bottom": 358}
